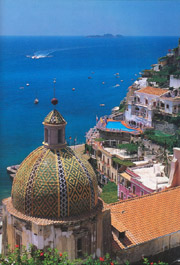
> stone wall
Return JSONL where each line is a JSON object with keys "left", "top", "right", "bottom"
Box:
{"left": 154, "top": 121, "right": 178, "bottom": 135}
{"left": 99, "top": 131, "right": 131, "bottom": 143}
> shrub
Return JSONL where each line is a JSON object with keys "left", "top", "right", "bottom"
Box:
{"left": 117, "top": 143, "right": 138, "bottom": 154}
{"left": 100, "top": 181, "right": 118, "bottom": 204}
{"left": 0, "top": 246, "right": 118, "bottom": 265}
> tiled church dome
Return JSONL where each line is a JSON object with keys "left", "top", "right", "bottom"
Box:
{"left": 12, "top": 146, "right": 98, "bottom": 219}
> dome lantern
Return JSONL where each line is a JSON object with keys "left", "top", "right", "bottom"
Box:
{"left": 43, "top": 109, "right": 67, "bottom": 149}
{"left": 43, "top": 79, "right": 67, "bottom": 149}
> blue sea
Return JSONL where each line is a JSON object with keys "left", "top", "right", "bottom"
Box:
{"left": 0, "top": 36, "right": 179, "bottom": 202}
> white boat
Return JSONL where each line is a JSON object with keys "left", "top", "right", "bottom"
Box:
{"left": 26, "top": 83, "right": 30, "bottom": 86}
{"left": 114, "top": 84, "right": 120, "bottom": 87}
{"left": 72, "top": 88, "right": 75, "bottom": 91}
{"left": 100, "top": 104, "right": 105, "bottom": 107}
{"left": 34, "top": 98, "right": 39, "bottom": 104}
{"left": 102, "top": 81, "right": 105, "bottom": 84}
{"left": 121, "top": 80, "right": 123, "bottom": 82}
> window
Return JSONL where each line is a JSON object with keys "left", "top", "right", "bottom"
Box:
{"left": 118, "top": 231, "right": 125, "bottom": 240}
{"left": 166, "top": 104, "right": 169, "bottom": 109}
{"left": 126, "top": 181, "right": 131, "bottom": 188}
{"left": 76, "top": 233, "right": 90, "bottom": 259}
{"left": 145, "top": 99, "right": 148, "bottom": 105}
{"left": 15, "top": 232, "right": 22, "bottom": 251}
{"left": 141, "top": 190, "right": 144, "bottom": 196}
{"left": 112, "top": 172, "right": 113, "bottom": 179}
{"left": 121, "top": 192, "right": 124, "bottom": 200}
{"left": 107, "top": 158, "right": 109, "bottom": 165}
{"left": 45, "top": 128, "right": 48, "bottom": 143}
{"left": 133, "top": 185, "right": 136, "bottom": 194}
{"left": 77, "top": 238, "right": 83, "bottom": 258}
{"left": 16, "top": 233, "right": 21, "bottom": 246}
{"left": 58, "top": 130, "right": 62, "bottom": 143}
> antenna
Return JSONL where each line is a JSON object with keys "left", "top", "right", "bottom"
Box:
{"left": 51, "top": 78, "right": 58, "bottom": 106}
{"left": 53, "top": 78, "right": 56, "bottom": 98}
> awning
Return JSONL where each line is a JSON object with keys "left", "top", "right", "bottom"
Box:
{"left": 120, "top": 172, "right": 131, "bottom": 181}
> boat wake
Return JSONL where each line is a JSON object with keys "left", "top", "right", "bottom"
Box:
{"left": 26, "top": 49, "right": 56, "bottom": 59}
{"left": 26, "top": 46, "right": 96, "bottom": 59}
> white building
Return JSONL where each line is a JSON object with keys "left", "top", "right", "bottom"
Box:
{"left": 125, "top": 86, "right": 180, "bottom": 128}
{"left": 170, "top": 75, "right": 180, "bottom": 89}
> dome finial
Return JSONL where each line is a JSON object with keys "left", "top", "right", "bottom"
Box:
{"left": 51, "top": 78, "right": 58, "bottom": 105}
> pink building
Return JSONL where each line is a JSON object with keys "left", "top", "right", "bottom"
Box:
{"left": 118, "top": 165, "right": 169, "bottom": 200}
{"left": 168, "top": 148, "right": 180, "bottom": 187}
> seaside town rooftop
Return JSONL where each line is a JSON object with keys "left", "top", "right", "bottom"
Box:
{"left": 125, "top": 164, "right": 169, "bottom": 190}
{"left": 136, "top": 86, "right": 168, "bottom": 96}
{"left": 108, "top": 186, "right": 180, "bottom": 249}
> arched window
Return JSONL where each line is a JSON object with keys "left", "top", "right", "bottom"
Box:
{"left": 45, "top": 128, "right": 48, "bottom": 143}
{"left": 58, "top": 130, "right": 62, "bottom": 143}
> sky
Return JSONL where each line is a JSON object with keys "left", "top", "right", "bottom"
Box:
{"left": 0, "top": 0, "right": 180, "bottom": 36}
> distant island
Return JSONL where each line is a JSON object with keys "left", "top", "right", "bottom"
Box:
{"left": 86, "top": 34, "right": 123, "bottom": 38}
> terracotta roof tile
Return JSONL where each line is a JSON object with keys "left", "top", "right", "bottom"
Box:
{"left": 136, "top": 87, "right": 167, "bottom": 96}
{"left": 108, "top": 187, "right": 180, "bottom": 247}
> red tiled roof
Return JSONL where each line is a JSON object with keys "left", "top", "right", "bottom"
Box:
{"left": 108, "top": 186, "right": 180, "bottom": 248}
{"left": 136, "top": 87, "right": 167, "bottom": 96}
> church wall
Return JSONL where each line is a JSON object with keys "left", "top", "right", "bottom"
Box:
{"left": 2, "top": 203, "right": 111, "bottom": 260}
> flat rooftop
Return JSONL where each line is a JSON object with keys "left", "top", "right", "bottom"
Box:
{"left": 132, "top": 164, "right": 169, "bottom": 190}
{"left": 104, "top": 147, "right": 137, "bottom": 160}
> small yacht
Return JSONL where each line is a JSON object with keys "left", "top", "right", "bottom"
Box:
{"left": 26, "top": 83, "right": 30, "bottom": 86}
{"left": 100, "top": 104, "right": 105, "bottom": 107}
{"left": 88, "top": 76, "right": 92, "bottom": 79}
{"left": 72, "top": 88, "right": 75, "bottom": 91}
{"left": 102, "top": 81, "right": 105, "bottom": 84}
{"left": 34, "top": 98, "right": 39, "bottom": 104}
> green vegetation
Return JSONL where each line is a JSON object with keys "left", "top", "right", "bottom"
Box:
{"left": 153, "top": 113, "right": 180, "bottom": 124}
{"left": 119, "top": 101, "right": 126, "bottom": 112}
{"left": 84, "top": 143, "right": 93, "bottom": 154}
{"left": 112, "top": 157, "right": 135, "bottom": 167}
{"left": 148, "top": 76, "right": 168, "bottom": 87}
{"left": 147, "top": 59, "right": 180, "bottom": 87}
{"left": 100, "top": 181, "right": 118, "bottom": 204}
{"left": 94, "top": 138, "right": 106, "bottom": 142}
{"left": 117, "top": 143, "right": 138, "bottom": 154}
{"left": 0, "top": 246, "right": 118, "bottom": 265}
{"left": 143, "top": 129, "right": 179, "bottom": 152}
{"left": 158, "top": 56, "right": 168, "bottom": 61}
